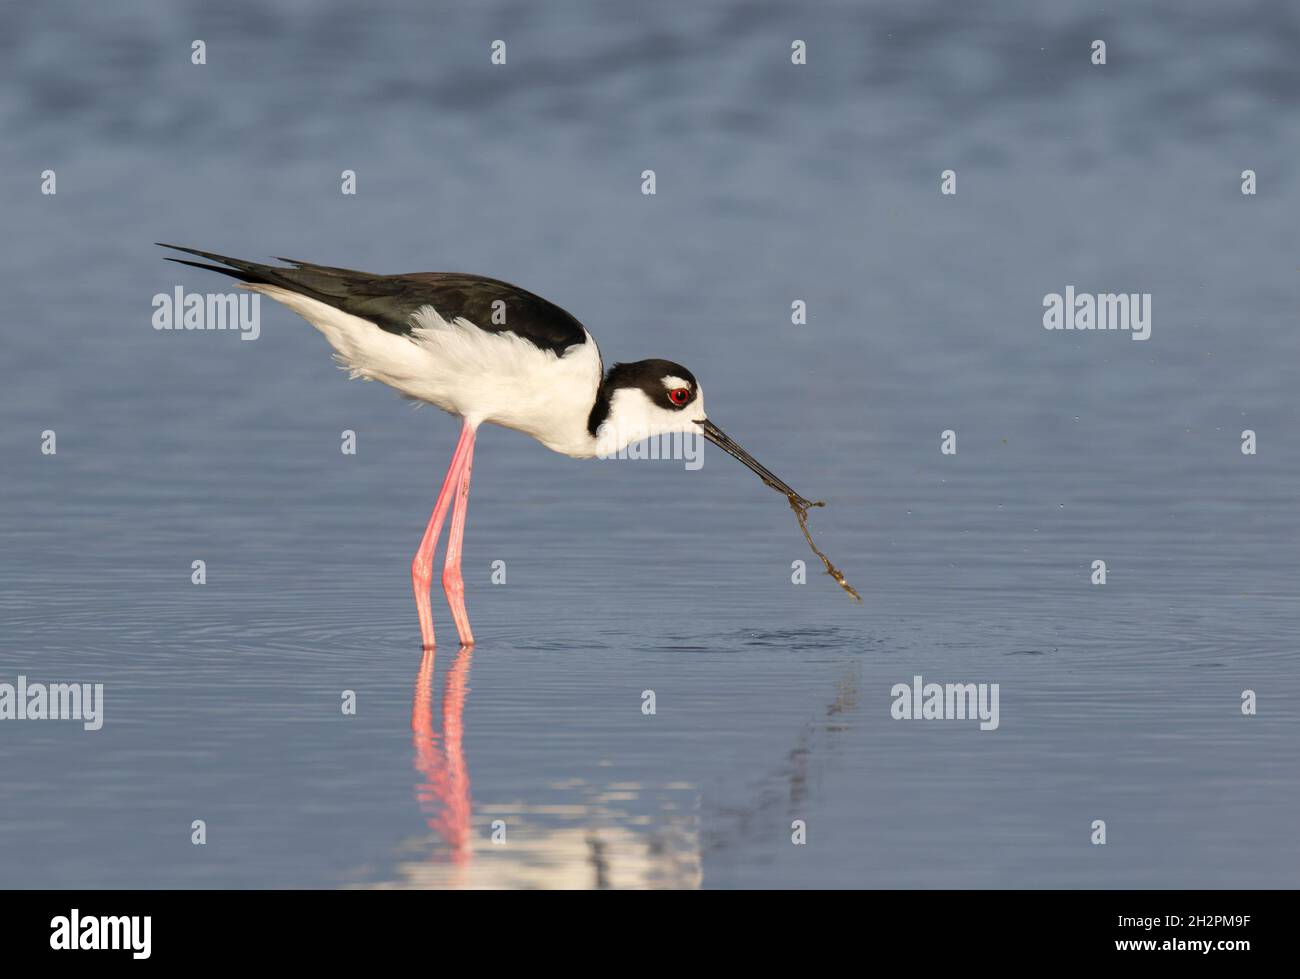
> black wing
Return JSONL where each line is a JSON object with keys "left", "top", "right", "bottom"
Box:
{"left": 159, "top": 244, "right": 589, "bottom": 355}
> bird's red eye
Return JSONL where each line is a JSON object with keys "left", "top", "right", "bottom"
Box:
{"left": 669, "top": 387, "right": 691, "bottom": 406}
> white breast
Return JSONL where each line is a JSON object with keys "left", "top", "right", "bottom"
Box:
{"left": 250, "top": 285, "right": 604, "bottom": 458}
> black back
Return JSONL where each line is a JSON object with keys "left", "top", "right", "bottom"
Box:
{"left": 160, "top": 245, "right": 589, "bottom": 355}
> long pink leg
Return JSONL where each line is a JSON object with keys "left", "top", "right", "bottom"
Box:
{"left": 412, "top": 420, "right": 476, "bottom": 650}
{"left": 442, "top": 428, "right": 477, "bottom": 646}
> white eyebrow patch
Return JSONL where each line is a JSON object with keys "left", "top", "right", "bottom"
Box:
{"left": 662, "top": 375, "right": 692, "bottom": 391}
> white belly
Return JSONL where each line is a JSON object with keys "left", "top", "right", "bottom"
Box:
{"left": 251, "top": 285, "right": 603, "bottom": 458}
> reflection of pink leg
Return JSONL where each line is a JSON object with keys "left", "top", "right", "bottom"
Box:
{"left": 443, "top": 431, "right": 477, "bottom": 646}
{"left": 412, "top": 645, "right": 474, "bottom": 865}
{"left": 412, "top": 421, "right": 475, "bottom": 650}
{"left": 439, "top": 643, "right": 474, "bottom": 861}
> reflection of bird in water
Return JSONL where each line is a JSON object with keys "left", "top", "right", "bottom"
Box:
{"left": 386, "top": 645, "right": 700, "bottom": 889}
{"left": 412, "top": 645, "right": 474, "bottom": 864}
{"left": 383, "top": 643, "right": 701, "bottom": 889}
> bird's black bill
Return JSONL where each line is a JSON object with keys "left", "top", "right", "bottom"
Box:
{"left": 700, "top": 419, "right": 817, "bottom": 509}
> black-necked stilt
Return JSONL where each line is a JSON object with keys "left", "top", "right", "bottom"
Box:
{"left": 161, "top": 244, "right": 854, "bottom": 649}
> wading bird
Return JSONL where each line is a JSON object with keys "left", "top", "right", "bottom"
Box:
{"left": 161, "top": 245, "right": 826, "bottom": 649}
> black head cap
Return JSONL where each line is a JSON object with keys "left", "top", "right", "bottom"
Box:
{"left": 587, "top": 359, "right": 700, "bottom": 436}
{"left": 604, "top": 359, "right": 699, "bottom": 410}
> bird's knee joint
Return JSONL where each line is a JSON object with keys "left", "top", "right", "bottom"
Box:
{"left": 441, "top": 569, "right": 463, "bottom": 593}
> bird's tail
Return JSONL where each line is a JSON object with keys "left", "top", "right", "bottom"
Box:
{"left": 157, "top": 243, "right": 362, "bottom": 298}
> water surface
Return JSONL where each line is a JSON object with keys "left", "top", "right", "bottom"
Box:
{"left": 1, "top": 0, "right": 1297, "bottom": 888}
